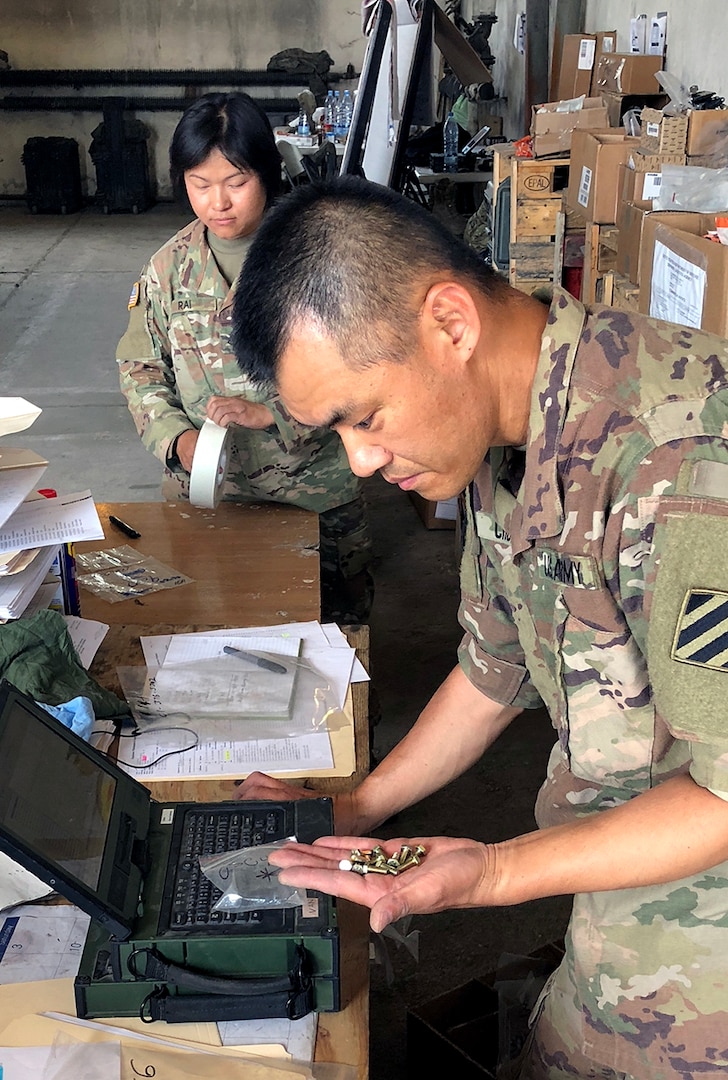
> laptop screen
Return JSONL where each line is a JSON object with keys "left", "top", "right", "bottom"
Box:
{"left": 0, "top": 680, "right": 153, "bottom": 938}
{"left": 0, "top": 697, "right": 116, "bottom": 890}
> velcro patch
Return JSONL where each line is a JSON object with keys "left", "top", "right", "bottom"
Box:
{"left": 127, "top": 281, "right": 140, "bottom": 309}
{"left": 672, "top": 589, "right": 728, "bottom": 671}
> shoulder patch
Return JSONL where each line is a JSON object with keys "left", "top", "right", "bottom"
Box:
{"left": 672, "top": 589, "right": 728, "bottom": 672}
{"left": 127, "top": 281, "right": 141, "bottom": 310}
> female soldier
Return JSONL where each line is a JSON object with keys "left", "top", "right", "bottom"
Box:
{"left": 116, "top": 92, "right": 373, "bottom": 622}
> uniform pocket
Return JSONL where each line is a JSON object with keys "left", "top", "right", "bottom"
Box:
{"left": 558, "top": 599, "right": 653, "bottom": 789}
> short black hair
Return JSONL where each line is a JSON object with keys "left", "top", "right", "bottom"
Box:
{"left": 231, "top": 175, "right": 509, "bottom": 387}
{"left": 169, "top": 92, "right": 282, "bottom": 207}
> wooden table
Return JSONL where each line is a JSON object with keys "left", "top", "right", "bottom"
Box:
{"left": 76, "top": 501, "right": 321, "bottom": 626}
{"left": 81, "top": 503, "right": 370, "bottom": 1078}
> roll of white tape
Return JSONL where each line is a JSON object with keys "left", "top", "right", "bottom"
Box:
{"left": 188, "top": 419, "right": 232, "bottom": 508}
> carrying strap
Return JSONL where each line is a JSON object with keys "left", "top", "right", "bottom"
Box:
{"left": 131, "top": 943, "right": 313, "bottom": 1024}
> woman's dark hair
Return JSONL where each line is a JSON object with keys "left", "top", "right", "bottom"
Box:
{"left": 169, "top": 92, "right": 282, "bottom": 207}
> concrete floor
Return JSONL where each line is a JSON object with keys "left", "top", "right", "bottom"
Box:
{"left": 0, "top": 202, "right": 571, "bottom": 1078}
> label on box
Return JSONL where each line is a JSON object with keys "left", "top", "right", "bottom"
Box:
{"left": 578, "top": 39, "right": 596, "bottom": 69}
{"left": 642, "top": 172, "right": 662, "bottom": 200}
{"left": 650, "top": 242, "right": 706, "bottom": 329}
{"left": 578, "top": 165, "right": 592, "bottom": 208}
{"left": 646, "top": 121, "right": 660, "bottom": 138}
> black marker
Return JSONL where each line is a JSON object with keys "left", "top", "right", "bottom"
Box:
{"left": 222, "top": 645, "right": 287, "bottom": 674}
{"left": 109, "top": 514, "right": 141, "bottom": 539}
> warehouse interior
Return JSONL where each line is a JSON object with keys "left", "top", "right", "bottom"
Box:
{"left": 2, "top": 1, "right": 728, "bottom": 1077}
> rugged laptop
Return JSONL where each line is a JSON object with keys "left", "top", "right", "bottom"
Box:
{"left": 0, "top": 679, "right": 339, "bottom": 1021}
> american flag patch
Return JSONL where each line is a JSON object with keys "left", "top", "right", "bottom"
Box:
{"left": 127, "top": 281, "right": 140, "bottom": 309}
{"left": 672, "top": 589, "right": 728, "bottom": 671}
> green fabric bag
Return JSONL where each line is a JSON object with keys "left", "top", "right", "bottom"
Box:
{"left": 0, "top": 608, "right": 130, "bottom": 721}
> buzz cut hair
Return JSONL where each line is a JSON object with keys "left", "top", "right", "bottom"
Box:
{"left": 231, "top": 175, "right": 509, "bottom": 387}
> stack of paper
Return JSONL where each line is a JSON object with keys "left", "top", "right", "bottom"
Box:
{"left": 0, "top": 398, "right": 105, "bottom": 621}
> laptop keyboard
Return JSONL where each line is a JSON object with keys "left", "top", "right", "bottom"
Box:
{"left": 169, "top": 807, "right": 286, "bottom": 928}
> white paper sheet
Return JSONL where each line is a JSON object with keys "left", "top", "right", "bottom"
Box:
{"left": 0, "top": 546, "right": 60, "bottom": 619}
{"left": 0, "top": 853, "right": 53, "bottom": 912}
{"left": 0, "top": 465, "right": 48, "bottom": 532}
{"left": 0, "top": 491, "right": 104, "bottom": 554}
{"left": 0, "top": 397, "right": 42, "bottom": 436}
{"left": 114, "top": 727, "right": 334, "bottom": 780}
{"left": 0, "top": 905, "right": 90, "bottom": 983}
{"left": 63, "top": 616, "right": 109, "bottom": 669}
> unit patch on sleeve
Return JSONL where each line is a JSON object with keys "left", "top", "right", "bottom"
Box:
{"left": 127, "top": 281, "right": 140, "bottom": 310}
{"left": 672, "top": 589, "right": 728, "bottom": 672}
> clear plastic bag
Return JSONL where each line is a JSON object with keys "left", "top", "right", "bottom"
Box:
{"left": 654, "top": 163, "right": 728, "bottom": 211}
{"left": 117, "top": 649, "right": 346, "bottom": 741}
{"left": 199, "top": 838, "right": 306, "bottom": 912}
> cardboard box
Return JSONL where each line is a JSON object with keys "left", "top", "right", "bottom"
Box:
{"left": 408, "top": 491, "right": 457, "bottom": 530}
{"left": 616, "top": 204, "right": 678, "bottom": 284}
{"left": 686, "top": 109, "right": 728, "bottom": 156}
{"left": 530, "top": 97, "right": 610, "bottom": 157}
{"left": 589, "top": 31, "right": 618, "bottom": 95}
{"left": 619, "top": 162, "right": 661, "bottom": 208}
{"left": 555, "top": 35, "right": 596, "bottom": 100}
{"left": 567, "top": 130, "right": 640, "bottom": 224}
{"left": 630, "top": 147, "right": 686, "bottom": 171}
{"left": 640, "top": 108, "right": 688, "bottom": 155}
{"left": 638, "top": 211, "right": 728, "bottom": 335}
{"left": 600, "top": 91, "right": 668, "bottom": 129}
{"left": 594, "top": 54, "right": 663, "bottom": 96}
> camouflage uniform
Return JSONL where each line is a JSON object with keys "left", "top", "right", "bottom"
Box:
{"left": 458, "top": 287, "right": 728, "bottom": 1079}
{"left": 116, "top": 219, "right": 373, "bottom": 621}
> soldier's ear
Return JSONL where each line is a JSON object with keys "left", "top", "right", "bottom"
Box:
{"left": 421, "top": 282, "right": 479, "bottom": 367}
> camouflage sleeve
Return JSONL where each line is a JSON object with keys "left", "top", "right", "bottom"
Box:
{"left": 116, "top": 270, "right": 195, "bottom": 466}
{"left": 612, "top": 434, "right": 728, "bottom": 796}
{"left": 265, "top": 395, "right": 340, "bottom": 453}
{"left": 456, "top": 487, "right": 543, "bottom": 710}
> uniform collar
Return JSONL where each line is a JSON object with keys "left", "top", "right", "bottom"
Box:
{"left": 174, "top": 219, "right": 235, "bottom": 305}
{"left": 509, "top": 287, "right": 587, "bottom": 555}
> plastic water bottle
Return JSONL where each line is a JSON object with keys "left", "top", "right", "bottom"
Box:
{"left": 333, "top": 90, "right": 342, "bottom": 139}
{"left": 443, "top": 111, "right": 459, "bottom": 172}
{"left": 324, "top": 89, "right": 336, "bottom": 142}
{"left": 297, "top": 104, "right": 310, "bottom": 137}
{"left": 339, "top": 89, "right": 353, "bottom": 141}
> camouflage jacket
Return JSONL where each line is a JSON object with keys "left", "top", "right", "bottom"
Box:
{"left": 116, "top": 219, "right": 360, "bottom": 512}
{"left": 458, "top": 287, "right": 728, "bottom": 1074}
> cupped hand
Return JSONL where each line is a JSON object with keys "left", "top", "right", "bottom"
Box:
{"left": 206, "top": 395, "right": 275, "bottom": 430}
{"left": 269, "top": 834, "right": 494, "bottom": 933}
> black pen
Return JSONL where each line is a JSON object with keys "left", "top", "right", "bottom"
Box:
{"left": 109, "top": 514, "right": 142, "bottom": 539}
{"left": 222, "top": 645, "right": 287, "bottom": 674}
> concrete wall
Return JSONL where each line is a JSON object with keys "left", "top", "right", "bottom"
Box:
{"left": 0, "top": 0, "right": 365, "bottom": 198}
{"left": 2, "top": 0, "right": 363, "bottom": 73}
{"left": 584, "top": 0, "right": 726, "bottom": 103}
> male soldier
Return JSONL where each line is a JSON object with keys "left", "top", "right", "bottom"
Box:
{"left": 231, "top": 176, "right": 728, "bottom": 1079}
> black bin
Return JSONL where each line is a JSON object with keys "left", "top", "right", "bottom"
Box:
{"left": 89, "top": 104, "right": 154, "bottom": 214}
{"left": 22, "top": 136, "right": 83, "bottom": 215}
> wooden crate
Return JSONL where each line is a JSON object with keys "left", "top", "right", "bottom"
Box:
{"left": 581, "top": 223, "right": 620, "bottom": 305}
{"left": 511, "top": 197, "right": 561, "bottom": 241}
{"left": 510, "top": 275, "right": 554, "bottom": 296}
{"left": 511, "top": 155, "right": 570, "bottom": 199}
{"left": 509, "top": 242, "right": 557, "bottom": 289}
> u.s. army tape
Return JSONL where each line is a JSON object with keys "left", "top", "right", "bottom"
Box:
{"left": 188, "top": 419, "right": 232, "bottom": 508}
